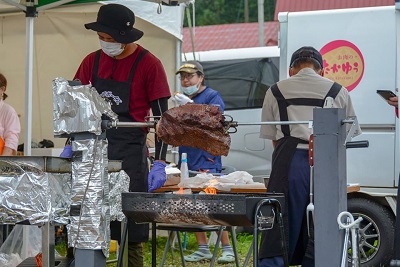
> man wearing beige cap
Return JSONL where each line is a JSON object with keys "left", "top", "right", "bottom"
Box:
{"left": 175, "top": 61, "right": 235, "bottom": 264}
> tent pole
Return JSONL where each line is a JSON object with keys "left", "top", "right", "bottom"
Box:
{"left": 24, "top": 11, "right": 34, "bottom": 156}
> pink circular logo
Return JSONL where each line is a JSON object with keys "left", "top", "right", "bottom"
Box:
{"left": 320, "top": 40, "right": 364, "bottom": 92}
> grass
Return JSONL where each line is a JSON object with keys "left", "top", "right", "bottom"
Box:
{"left": 56, "top": 231, "right": 254, "bottom": 267}
{"left": 143, "top": 231, "right": 254, "bottom": 267}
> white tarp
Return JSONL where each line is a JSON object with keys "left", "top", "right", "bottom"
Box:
{"left": 107, "top": 0, "right": 184, "bottom": 40}
{"left": 0, "top": 0, "right": 184, "bottom": 149}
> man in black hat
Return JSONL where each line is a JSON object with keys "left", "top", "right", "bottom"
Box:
{"left": 74, "top": 3, "right": 171, "bottom": 267}
{"left": 258, "top": 46, "right": 361, "bottom": 267}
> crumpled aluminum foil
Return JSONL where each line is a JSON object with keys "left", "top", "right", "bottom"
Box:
{"left": 0, "top": 160, "right": 128, "bottom": 226}
{"left": 67, "top": 139, "right": 110, "bottom": 256}
{"left": 0, "top": 160, "right": 70, "bottom": 225}
{"left": 0, "top": 154, "right": 128, "bottom": 256}
{"left": 53, "top": 77, "right": 118, "bottom": 135}
{"left": 109, "top": 170, "right": 130, "bottom": 222}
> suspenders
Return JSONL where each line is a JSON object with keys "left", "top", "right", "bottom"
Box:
{"left": 92, "top": 49, "right": 148, "bottom": 84}
{"left": 270, "top": 82, "right": 342, "bottom": 137}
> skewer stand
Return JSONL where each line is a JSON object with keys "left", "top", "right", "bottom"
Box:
{"left": 314, "top": 108, "right": 348, "bottom": 267}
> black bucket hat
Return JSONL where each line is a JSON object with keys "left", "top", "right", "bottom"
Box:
{"left": 85, "top": 4, "right": 144, "bottom": 43}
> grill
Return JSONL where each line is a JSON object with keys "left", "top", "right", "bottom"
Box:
{"left": 122, "top": 192, "right": 287, "bottom": 267}
{"left": 121, "top": 192, "right": 284, "bottom": 227}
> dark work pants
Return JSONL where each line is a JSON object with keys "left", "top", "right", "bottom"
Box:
{"left": 259, "top": 150, "right": 314, "bottom": 267}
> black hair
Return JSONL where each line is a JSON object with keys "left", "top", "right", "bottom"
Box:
{"left": 196, "top": 71, "right": 205, "bottom": 86}
{"left": 0, "top": 73, "right": 8, "bottom": 100}
{"left": 291, "top": 58, "right": 322, "bottom": 71}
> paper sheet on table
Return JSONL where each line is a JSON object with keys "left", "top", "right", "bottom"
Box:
{"left": 177, "top": 171, "right": 264, "bottom": 191}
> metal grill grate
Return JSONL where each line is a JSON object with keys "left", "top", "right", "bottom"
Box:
{"left": 122, "top": 193, "right": 284, "bottom": 226}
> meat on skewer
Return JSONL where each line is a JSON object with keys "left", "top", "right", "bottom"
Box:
{"left": 156, "top": 104, "right": 231, "bottom": 156}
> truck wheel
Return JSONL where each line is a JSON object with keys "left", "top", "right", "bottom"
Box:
{"left": 347, "top": 198, "right": 395, "bottom": 266}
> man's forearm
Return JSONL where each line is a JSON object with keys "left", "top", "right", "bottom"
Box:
{"left": 150, "top": 97, "right": 169, "bottom": 161}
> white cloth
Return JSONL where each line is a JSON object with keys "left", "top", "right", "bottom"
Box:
{"left": 174, "top": 92, "right": 193, "bottom": 105}
{"left": 177, "top": 171, "right": 264, "bottom": 191}
{"left": 0, "top": 100, "right": 20, "bottom": 151}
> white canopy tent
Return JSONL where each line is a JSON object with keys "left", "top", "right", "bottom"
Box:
{"left": 0, "top": 0, "right": 186, "bottom": 154}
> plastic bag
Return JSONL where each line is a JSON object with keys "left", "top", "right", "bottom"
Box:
{"left": 0, "top": 225, "right": 41, "bottom": 267}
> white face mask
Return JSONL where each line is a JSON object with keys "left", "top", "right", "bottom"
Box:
{"left": 99, "top": 40, "right": 124, "bottom": 57}
{"left": 182, "top": 84, "right": 199, "bottom": 96}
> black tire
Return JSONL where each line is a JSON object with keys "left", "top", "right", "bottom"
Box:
{"left": 348, "top": 198, "right": 395, "bottom": 267}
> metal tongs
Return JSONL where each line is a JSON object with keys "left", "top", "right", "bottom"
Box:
{"left": 222, "top": 114, "right": 239, "bottom": 133}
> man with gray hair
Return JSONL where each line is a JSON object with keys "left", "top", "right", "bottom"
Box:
{"left": 258, "top": 46, "right": 361, "bottom": 267}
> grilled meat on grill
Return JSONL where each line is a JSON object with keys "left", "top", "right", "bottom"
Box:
{"left": 156, "top": 104, "right": 231, "bottom": 156}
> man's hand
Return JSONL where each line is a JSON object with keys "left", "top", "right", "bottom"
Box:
{"left": 388, "top": 96, "right": 398, "bottom": 107}
{"left": 174, "top": 93, "right": 193, "bottom": 106}
{"left": 148, "top": 161, "right": 167, "bottom": 192}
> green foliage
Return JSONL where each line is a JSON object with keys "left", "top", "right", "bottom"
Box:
{"left": 55, "top": 242, "right": 67, "bottom": 256}
{"left": 184, "top": 0, "right": 277, "bottom": 27}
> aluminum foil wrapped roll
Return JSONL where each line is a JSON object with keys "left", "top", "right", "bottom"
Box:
{"left": 0, "top": 160, "right": 70, "bottom": 225}
{"left": 109, "top": 170, "right": 129, "bottom": 222}
{"left": 67, "top": 139, "right": 110, "bottom": 256}
{"left": 53, "top": 77, "right": 118, "bottom": 135}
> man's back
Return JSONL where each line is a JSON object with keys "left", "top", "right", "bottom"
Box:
{"left": 260, "top": 67, "right": 358, "bottom": 142}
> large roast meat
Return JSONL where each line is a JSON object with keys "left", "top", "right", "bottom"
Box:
{"left": 156, "top": 104, "right": 231, "bottom": 156}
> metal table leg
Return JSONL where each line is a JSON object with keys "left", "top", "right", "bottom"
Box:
{"left": 152, "top": 222, "right": 157, "bottom": 267}
{"left": 42, "top": 222, "right": 55, "bottom": 267}
{"left": 229, "top": 226, "right": 240, "bottom": 267}
{"left": 209, "top": 226, "right": 225, "bottom": 267}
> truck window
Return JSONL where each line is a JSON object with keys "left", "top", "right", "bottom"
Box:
{"left": 201, "top": 57, "right": 279, "bottom": 110}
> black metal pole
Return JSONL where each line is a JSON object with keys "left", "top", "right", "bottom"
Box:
{"left": 152, "top": 222, "right": 157, "bottom": 267}
{"left": 117, "top": 218, "right": 128, "bottom": 267}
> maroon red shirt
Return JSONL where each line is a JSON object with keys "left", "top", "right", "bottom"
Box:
{"left": 74, "top": 45, "right": 171, "bottom": 122}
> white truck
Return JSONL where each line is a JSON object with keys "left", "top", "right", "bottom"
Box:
{"left": 184, "top": 5, "right": 399, "bottom": 266}
{"left": 279, "top": 5, "right": 399, "bottom": 266}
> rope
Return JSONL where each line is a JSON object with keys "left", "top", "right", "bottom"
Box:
{"left": 185, "top": 3, "right": 196, "bottom": 60}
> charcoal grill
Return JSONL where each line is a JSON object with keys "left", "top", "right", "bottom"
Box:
{"left": 122, "top": 192, "right": 283, "bottom": 226}
{"left": 122, "top": 192, "right": 286, "bottom": 267}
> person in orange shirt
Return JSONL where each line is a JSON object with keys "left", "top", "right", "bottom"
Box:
{"left": 0, "top": 73, "right": 20, "bottom": 156}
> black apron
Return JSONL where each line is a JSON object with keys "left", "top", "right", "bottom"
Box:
{"left": 258, "top": 82, "right": 342, "bottom": 261}
{"left": 259, "top": 136, "right": 305, "bottom": 260}
{"left": 92, "top": 49, "right": 149, "bottom": 243}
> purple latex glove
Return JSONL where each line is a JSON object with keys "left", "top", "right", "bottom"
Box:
{"left": 60, "top": 145, "right": 72, "bottom": 158}
{"left": 148, "top": 161, "right": 167, "bottom": 192}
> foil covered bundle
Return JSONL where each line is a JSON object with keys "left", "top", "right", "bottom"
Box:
{"left": 53, "top": 77, "right": 118, "bottom": 135}
{"left": 67, "top": 139, "right": 110, "bottom": 256}
{"left": 0, "top": 160, "right": 70, "bottom": 225}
